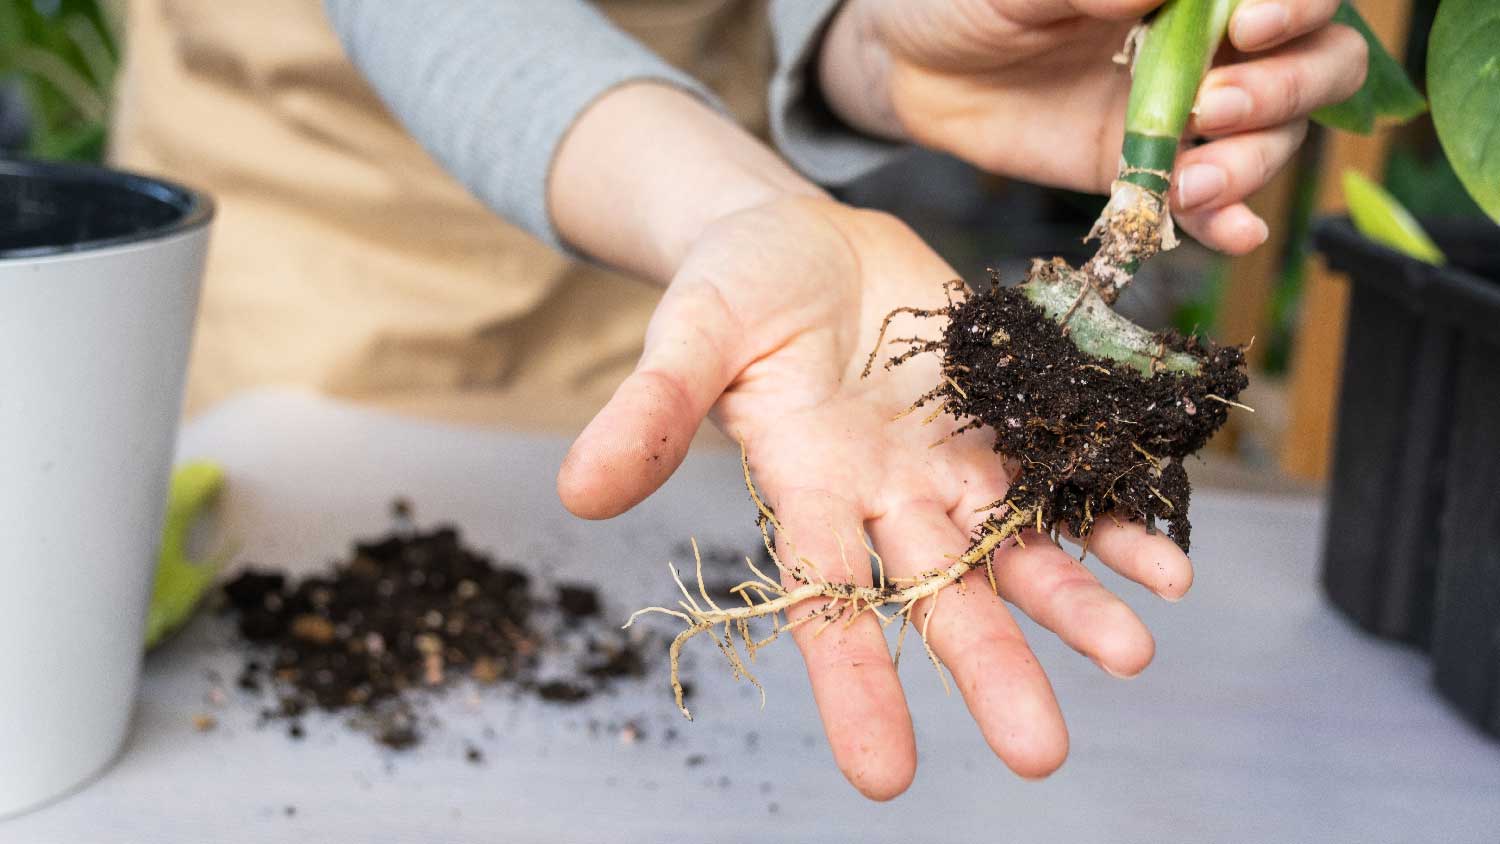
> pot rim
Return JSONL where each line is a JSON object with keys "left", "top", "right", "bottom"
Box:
{"left": 1315, "top": 215, "right": 1500, "bottom": 346}
{"left": 0, "top": 157, "right": 214, "bottom": 259}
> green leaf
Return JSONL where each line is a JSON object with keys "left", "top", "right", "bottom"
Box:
{"left": 1384, "top": 143, "right": 1487, "bottom": 220}
{"left": 0, "top": 2, "right": 24, "bottom": 51}
{"left": 30, "top": 120, "right": 105, "bottom": 160}
{"left": 1342, "top": 170, "right": 1446, "bottom": 265}
{"left": 0, "top": 0, "right": 117, "bottom": 162}
{"left": 1429, "top": 0, "right": 1500, "bottom": 223}
{"left": 1312, "top": 2, "right": 1427, "bottom": 134}
{"left": 145, "top": 462, "right": 227, "bottom": 649}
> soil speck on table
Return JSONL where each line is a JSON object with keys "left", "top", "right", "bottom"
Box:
{"left": 219, "top": 509, "right": 659, "bottom": 757}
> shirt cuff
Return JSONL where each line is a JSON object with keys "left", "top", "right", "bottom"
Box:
{"left": 768, "top": 0, "right": 911, "bottom": 186}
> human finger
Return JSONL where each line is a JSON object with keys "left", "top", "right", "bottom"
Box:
{"left": 1193, "top": 26, "right": 1368, "bottom": 136}
{"left": 868, "top": 501, "right": 1070, "bottom": 779}
{"left": 991, "top": 529, "right": 1157, "bottom": 679}
{"left": 1069, "top": 516, "right": 1195, "bottom": 601}
{"left": 1173, "top": 120, "right": 1309, "bottom": 214}
{"left": 1229, "top": 0, "right": 1342, "bottom": 53}
{"left": 774, "top": 488, "right": 918, "bottom": 801}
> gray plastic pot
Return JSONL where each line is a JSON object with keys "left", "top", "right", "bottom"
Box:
{"left": 0, "top": 159, "right": 212, "bottom": 818}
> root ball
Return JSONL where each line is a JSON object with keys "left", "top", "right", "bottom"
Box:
{"left": 899, "top": 267, "right": 1248, "bottom": 550}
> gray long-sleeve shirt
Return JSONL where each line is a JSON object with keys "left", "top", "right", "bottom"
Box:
{"left": 323, "top": 0, "right": 905, "bottom": 253}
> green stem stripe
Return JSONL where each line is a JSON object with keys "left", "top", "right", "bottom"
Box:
{"left": 1120, "top": 133, "right": 1179, "bottom": 193}
{"left": 1122, "top": 0, "right": 1240, "bottom": 179}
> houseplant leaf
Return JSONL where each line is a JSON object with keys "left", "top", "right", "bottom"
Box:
{"left": 0, "top": 0, "right": 117, "bottom": 161}
{"left": 1342, "top": 170, "right": 1446, "bottom": 265}
{"left": 1312, "top": 2, "right": 1428, "bottom": 134}
{"left": 1429, "top": 0, "right": 1500, "bottom": 222}
{"left": 144, "top": 462, "right": 227, "bottom": 649}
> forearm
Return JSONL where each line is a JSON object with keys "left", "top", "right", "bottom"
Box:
{"left": 550, "top": 82, "right": 825, "bottom": 283}
{"left": 323, "top": 0, "right": 725, "bottom": 253}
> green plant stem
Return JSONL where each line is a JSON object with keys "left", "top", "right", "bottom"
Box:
{"left": 1084, "top": 0, "right": 1240, "bottom": 299}
{"left": 1122, "top": 0, "right": 1240, "bottom": 188}
{"left": 1021, "top": 267, "right": 1200, "bottom": 376}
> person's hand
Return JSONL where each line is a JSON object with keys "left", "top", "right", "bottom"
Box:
{"left": 550, "top": 83, "right": 1190, "bottom": 800}
{"left": 556, "top": 195, "right": 1192, "bottom": 799}
{"left": 818, "top": 0, "right": 1369, "bottom": 254}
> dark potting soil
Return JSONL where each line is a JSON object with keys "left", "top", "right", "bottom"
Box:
{"left": 221, "top": 510, "right": 656, "bottom": 750}
{"left": 917, "top": 272, "right": 1247, "bottom": 550}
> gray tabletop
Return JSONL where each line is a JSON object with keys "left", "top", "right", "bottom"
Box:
{"left": 6, "top": 390, "right": 1497, "bottom": 844}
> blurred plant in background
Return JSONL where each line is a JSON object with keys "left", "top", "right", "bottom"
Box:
{"left": 0, "top": 0, "right": 119, "bottom": 162}
{"left": 1169, "top": 0, "right": 1489, "bottom": 376}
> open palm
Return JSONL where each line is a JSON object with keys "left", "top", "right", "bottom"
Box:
{"left": 558, "top": 197, "right": 1192, "bottom": 800}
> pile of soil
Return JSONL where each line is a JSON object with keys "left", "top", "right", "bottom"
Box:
{"left": 926, "top": 273, "right": 1247, "bottom": 550}
{"left": 222, "top": 505, "right": 655, "bottom": 749}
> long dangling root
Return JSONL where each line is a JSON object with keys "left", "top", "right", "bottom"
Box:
{"left": 626, "top": 445, "right": 1034, "bottom": 721}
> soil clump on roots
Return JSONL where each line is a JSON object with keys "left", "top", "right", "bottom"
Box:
{"left": 895, "top": 267, "right": 1248, "bottom": 551}
{"left": 634, "top": 260, "right": 1248, "bottom": 719}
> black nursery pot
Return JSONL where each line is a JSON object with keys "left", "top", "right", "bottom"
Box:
{"left": 1314, "top": 217, "right": 1500, "bottom": 737}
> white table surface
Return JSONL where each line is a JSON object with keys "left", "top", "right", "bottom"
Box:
{"left": 5, "top": 389, "right": 1497, "bottom": 844}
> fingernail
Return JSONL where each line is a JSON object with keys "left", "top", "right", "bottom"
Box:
{"left": 1194, "top": 86, "right": 1252, "bottom": 132}
{"left": 1155, "top": 589, "right": 1185, "bottom": 604}
{"left": 1175, "top": 164, "right": 1227, "bottom": 210}
{"left": 1233, "top": 2, "right": 1290, "bottom": 49}
{"left": 1092, "top": 658, "right": 1136, "bottom": 681}
{"left": 1248, "top": 216, "right": 1271, "bottom": 248}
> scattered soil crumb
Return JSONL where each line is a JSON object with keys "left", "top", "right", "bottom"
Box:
{"left": 536, "top": 681, "right": 591, "bottom": 703}
{"left": 220, "top": 510, "right": 658, "bottom": 756}
{"left": 391, "top": 497, "right": 413, "bottom": 520}
{"left": 556, "top": 584, "right": 601, "bottom": 618}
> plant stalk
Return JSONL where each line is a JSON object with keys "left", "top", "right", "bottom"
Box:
{"left": 1085, "top": 0, "right": 1241, "bottom": 300}
{"left": 1020, "top": 262, "right": 1200, "bottom": 376}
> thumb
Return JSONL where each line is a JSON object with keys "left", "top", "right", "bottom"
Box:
{"left": 557, "top": 281, "right": 742, "bottom": 520}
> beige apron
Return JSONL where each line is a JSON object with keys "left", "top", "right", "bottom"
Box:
{"left": 111, "top": 0, "right": 770, "bottom": 427}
